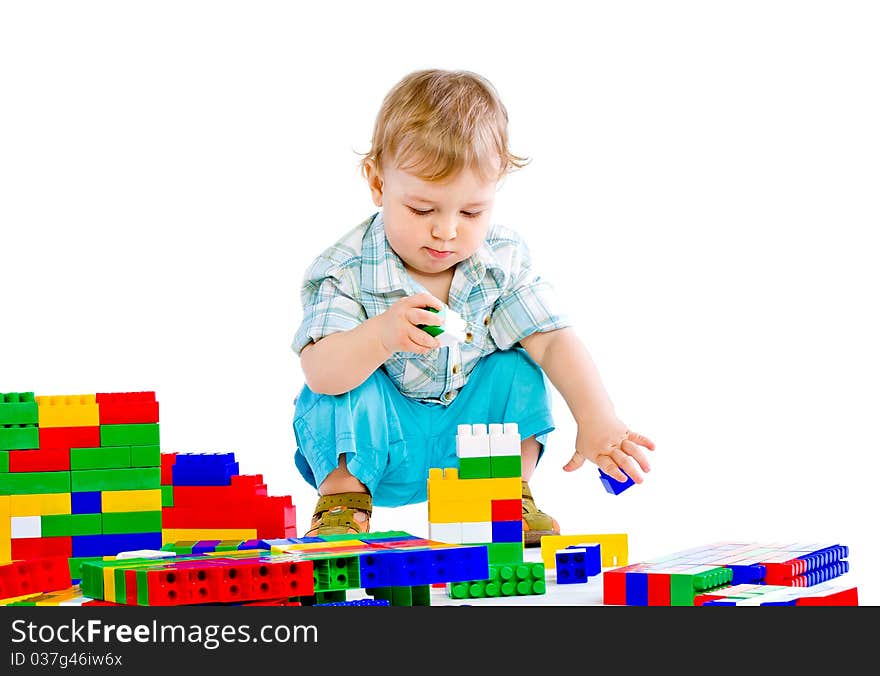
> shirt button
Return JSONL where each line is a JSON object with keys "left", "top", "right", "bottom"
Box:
{"left": 483, "top": 315, "right": 490, "bottom": 326}
{"left": 465, "top": 332, "right": 473, "bottom": 343}
{"left": 444, "top": 391, "right": 456, "bottom": 401}
{"left": 452, "top": 364, "right": 460, "bottom": 374}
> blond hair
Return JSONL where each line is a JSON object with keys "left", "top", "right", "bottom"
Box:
{"left": 359, "top": 69, "right": 529, "bottom": 182}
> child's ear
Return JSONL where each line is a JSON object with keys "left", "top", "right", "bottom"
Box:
{"left": 364, "top": 160, "right": 384, "bottom": 207}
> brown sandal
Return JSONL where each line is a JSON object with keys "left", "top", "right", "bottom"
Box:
{"left": 521, "top": 480, "right": 560, "bottom": 547}
{"left": 305, "top": 492, "right": 373, "bottom": 537}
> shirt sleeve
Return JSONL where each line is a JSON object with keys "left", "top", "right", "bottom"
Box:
{"left": 489, "top": 237, "right": 572, "bottom": 350}
{"left": 291, "top": 258, "right": 367, "bottom": 356}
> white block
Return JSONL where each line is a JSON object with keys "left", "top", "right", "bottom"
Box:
{"left": 489, "top": 422, "right": 521, "bottom": 456}
{"left": 456, "top": 423, "right": 489, "bottom": 459}
{"left": 437, "top": 307, "right": 468, "bottom": 347}
{"left": 461, "top": 521, "right": 493, "bottom": 544}
{"left": 11, "top": 515, "right": 41, "bottom": 538}
{"left": 115, "top": 549, "right": 176, "bottom": 560}
{"left": 429, "top": 522, "right": 463, "bottom": 544}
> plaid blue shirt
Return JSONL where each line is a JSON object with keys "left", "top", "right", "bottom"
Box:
{"left": 292, "top": 211, "right": 571, "bottom": 405}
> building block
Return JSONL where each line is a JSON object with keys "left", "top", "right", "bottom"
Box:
{"left": 1, "top": 496, "right": 10, "bottom": 563}
{"left": 100, "top": 423, "right": 160, "bottom": 447}
{"left": 71, "top": 492, "right": 102, "bottom": 514}
{"left": 541, "top": 533, "right": 629, "bottom": 569}
{"left": 419, "top": 305, "right": 468, "bottom": 347}
{"left": 556, "top": 544, "right": 601, "bottom": 584}
{"left": 95, "top": 392, "right": 159, "bottom": 424}
{"left": 10, "top": 493, "right": 71, "bottom": 516}
{"left": 0, "top": 392, "right": 38, "bottom": 426}
{"left": 0, "top": 425, "right": 39, "bottom": 451}
{"left": 35, "top": 394, "right": 100, "bottom": 428}
{"left": 11, "top": 516, "right": 42, "bottom": 539}
{"left": 8, "top": 447, "right": 70, "bottom": 472}
{"left": 598, "top": 468, "right": 634, "bottom": 495}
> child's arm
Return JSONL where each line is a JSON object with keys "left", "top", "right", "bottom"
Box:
{"left": 520, "top": 327, "right": 655, "bottom": 483}
{"left": 300, "top": 292, "right": 444, "bottom": 395}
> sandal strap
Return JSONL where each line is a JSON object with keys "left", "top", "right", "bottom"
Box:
{"left": 312, "top": 491, "right": 373, "bottom": 518}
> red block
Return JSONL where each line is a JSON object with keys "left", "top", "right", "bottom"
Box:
{"left": 11, "top": 536, "right": 73, "bottom": 560}
{"left": 97, "top": 392, "right": 159, "bottom": 424}
{"left": 647, "top": 572, "right": 672, "bottom": 606}
{"left": 38, "top": 426, "right": 100, "bottom": 452}
{"left": 0, "top": 556, "right": 72, "bottom": 600}
{"left": 8, "top": 447, "right": 70, "bottom": 472}
{"left": 491, "top": 498, "right": 521, "bottom": 522}
{"left": 602, "top": 567, "right": 630, "bottom": 605}
{"left": 161, "top": 452, "right": 177, "bottom": 484}
{"left": 796, "top": 587, "right": 859, "bottom": 606}
{"left": 125, "top": 570, "right": 138, "bottom": 605}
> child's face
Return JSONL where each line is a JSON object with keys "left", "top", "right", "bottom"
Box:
{"left": 366, "top": 162, "right": 497, "bottom": 277}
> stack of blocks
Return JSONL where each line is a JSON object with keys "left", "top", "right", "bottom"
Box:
{"left": 603, "top": 541, "right": 853, "bottom": 606}
{"left": 1, "top": 390, "right": 299, "bottom": 604}
{"left": 428, "top": 422, "right": 546, "bottom": 599}
{"left": 1, "top": 392, "right": 163, "bottom": 580}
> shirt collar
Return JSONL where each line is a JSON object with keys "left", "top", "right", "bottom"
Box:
{"left": 360, "top": 210, "right": 508, "bottom": 294}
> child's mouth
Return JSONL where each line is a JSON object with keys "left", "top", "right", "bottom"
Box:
{"left": 425, "top": 247, "right": 453, "bottom": 259}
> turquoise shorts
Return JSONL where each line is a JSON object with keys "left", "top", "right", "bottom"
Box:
{"left": 292, "top": 347, "right": 555, "bottom": 507}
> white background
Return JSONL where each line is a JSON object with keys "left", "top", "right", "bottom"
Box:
{"left": 2, "top": 2, "right": 878, "bottom": 604}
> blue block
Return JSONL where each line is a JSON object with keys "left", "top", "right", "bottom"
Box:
{"left": 599, "top": 468, "right": 634, "bottom": 495}
{"left": 171, "top": 452, "right": 239, "bottom": 486}
{"left": 625, "top": 571, "right": 649, "bottom": 606}
{"left": 727, "top": 564, "right": 766, "bottom": 585}
{"left": 192, "top": 540, "right": 221, "bottom": 554}
{"left": 569, "top": 543, "right": 602, "bottom": 576}
{"left": 239, "top": 539, "right": 263, "bottom": 550}
{"left": 72, "top": 532, "right": 163, "bottom": 557}
{"left": 491, "top": 520, "right": 523, "bottom": 543}
{"left": 71, "top": 491, "right": 102, "bottom": 514}
{"left": 556, "top": 551, "right": 590, "bottom": 585}
{"left": 315, "top": 598, "right": 390, "bottom": 606}
{"left": 761, "top": 599, "right": 798, "bottom": 606}
{"left": 359, "top": 545, "right": 489, "bottom": 587}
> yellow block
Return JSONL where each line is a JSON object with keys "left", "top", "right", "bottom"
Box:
{"left": 10, "top": 493, "right": 71, "bottom": 516}
{"left": 162, "top": 529, "right": 256, "bottom": 544}
{"left": 35, "top": 394, "right": 99, "bottom": 428}
{"left": 540, "top": 533, "right": 629, "bottom": 569}
{"left": 428, "top": 498, "right": 491, "bottom": 523}
{"left": 271, "top": 540, "right": 369, "bottom": 554}
{"left": 427, "top": 467, "right": 520, "bottom": 502}
{"left": 0, "top": 496, "right": 10, "bottom": 563}
{"left": 1, "top": 592, "right": 41, "bottom": 605}
{"left": 102, "top": 489, "right": 162, "bottom": 512}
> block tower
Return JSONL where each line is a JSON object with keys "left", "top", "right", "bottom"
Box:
{"left": 1, "top": 391, "right": 162, "bottom": 580}
{"left": 428, "top": 423, "right": 546, "bottom": 599}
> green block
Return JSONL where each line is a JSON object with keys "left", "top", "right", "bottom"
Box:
{"left": 459, "top": 457, "right": 491, "bottom": 479}
{"left": 213, "top": 540, "right": 243, "bottom": 553}
{"left": 71, "top": 467, "right": 160, "bottom": 492}
{"left": 70, "top": 445, "right": 131, "bottom": 470}
{"left": 75, "top": 558, "right": 106, "bottom": 595}
{"left": 411, "top": 584, "right": 431, "bottom": 606}
{"left": 130, "top": 444, "right": 160, "bottom": 467}
{"left": 0, "top": 450, "right": 8, "bottom": 473}
{"left": 0, "top": 425, "right": 39, "bottom": 451}
{"left": 162, "top": 540, "right": 196, "bottom": 555}
{"left": 136, "top": 569, "right": 150, "bottom": 606}
{"left": 0, "top": 392, "right": 38, "bottom": 426}
{"left": 0, "top": 471, "right": 70, "bottom": 494}
{"left": 41, "top": 513, "right": 103, "bottom": 537}
{"left": 67, "top": 556, "right": 104, "bottom": 584}
{"left": 102, "top": 510, "right": 162, "bottom": 534}
{"left": 313, "top": 590, "right": 346, "bottom": 605}
{"left": 487, "top": 542, "right": 523, "bottom": 564}
{"left": 100, "top": 423, "right": 160, "bottom": 447}
{"left": 161, "top": 485, "right": 174, "bottom": 507}
{"left": 418, "top": 305, "right": 445, "bottom": 337}
{"left": 490, "top": 455, "right": 522, "bottom": 478}
{"left": 670, "top": 567, "right": 733, "bottom": 606}
{"left": 311, "top": 555, "right": 361, "bottom": 592}
{"left": 114, "top": 567, "right": 128, "bottom": 604}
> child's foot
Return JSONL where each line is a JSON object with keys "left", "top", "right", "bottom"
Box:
{"left": 521, "top": 480, "right": 560, "bottom": 547}
{"left": 305, "top": 492, "right": 372, "bottom": 537}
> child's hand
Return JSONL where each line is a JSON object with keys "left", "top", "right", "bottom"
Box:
{"left": 377, "top": 292, "right": 445, "bottom": 355}
{"left": 563, "top": 417, "right": 655, "bottom": 483}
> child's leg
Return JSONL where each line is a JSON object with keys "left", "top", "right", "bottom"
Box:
{"left": 520, "top": 435, "right": 541, "bottom": 481}
{"left": 319, "top": 454, "right": 368, "bottom": 495}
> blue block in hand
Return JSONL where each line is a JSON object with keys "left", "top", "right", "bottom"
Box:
{"left": 599, "top": 468, "right": 634, "bottom": 495}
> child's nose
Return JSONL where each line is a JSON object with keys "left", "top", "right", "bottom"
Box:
{"left": 431, "top": 217, "right": 457, "bottom": 240}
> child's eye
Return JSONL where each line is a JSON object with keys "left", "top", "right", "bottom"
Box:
{"left": 407, "top": 206, "right": 432, "bottom": 216}
{"left": 461, "top": 211, "right": 482, "bottom": 219}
